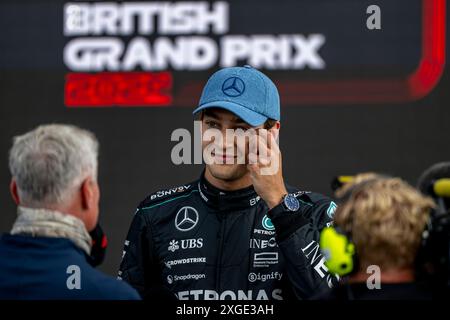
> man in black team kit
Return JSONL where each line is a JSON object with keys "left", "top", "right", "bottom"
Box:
{"left": 118, "top": 65, "right": 338, "bottom": 300}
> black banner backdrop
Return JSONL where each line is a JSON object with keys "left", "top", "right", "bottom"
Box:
{"left": 0, "top": 0, "right": 448, "bottom": 276}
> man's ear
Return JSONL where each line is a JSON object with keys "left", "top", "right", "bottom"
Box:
{"left": 81, "top": 177, "right": 94, "bottom": 210}
{"left": 80, "top": 176, "right": 100, "bottom": 231}
{"left": 10, "top": 179, "right": 20, "bottom": 205}
{"left": 270, "top": 122, "right": 281, "bottom": 141}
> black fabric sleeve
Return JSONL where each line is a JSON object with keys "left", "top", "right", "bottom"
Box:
{"left": 118, "top": 210, "right": 175, "bottom": 300}
{"left": 268, "top": 195, "right": 338, "bottom": 299}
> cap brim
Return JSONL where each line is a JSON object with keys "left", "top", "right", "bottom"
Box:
{"left": 193, "top": 101, "right": 268, "bottom": 127}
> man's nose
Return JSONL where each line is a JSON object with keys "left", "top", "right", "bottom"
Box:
{"left": 221, "top": 128, "right": 237, "bottom": 151}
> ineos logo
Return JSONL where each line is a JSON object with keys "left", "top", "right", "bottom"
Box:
{"left": 249, "top": 237, "right": 278, "bottom": 249}
{"left": 175, "top": 206, "right": 199, "bottom": 232}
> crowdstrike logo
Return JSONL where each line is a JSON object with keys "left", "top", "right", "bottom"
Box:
{"left": 175, "top": 206, "right": 199, "bottom": 232}
{"left": 165, "top": 257, "right": 207, "bottom": 269}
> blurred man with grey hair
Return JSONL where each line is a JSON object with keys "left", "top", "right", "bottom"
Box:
{"left": 0, "top": 124, "right": 139, "bottom": 299}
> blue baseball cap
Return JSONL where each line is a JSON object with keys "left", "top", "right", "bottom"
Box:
{"left": 193, "top": 66, "right": 280, "bottom": 126}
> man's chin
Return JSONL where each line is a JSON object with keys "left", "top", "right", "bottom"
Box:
{"left": 207, "top": 164, "right": 247, "bottom": 181}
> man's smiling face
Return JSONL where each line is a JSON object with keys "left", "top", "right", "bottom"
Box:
{"left": 201, "top": 108, "right": 262, "bottom": 182}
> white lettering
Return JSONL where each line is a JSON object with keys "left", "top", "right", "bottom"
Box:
{"left": 64, "top": 2, "right": 229, "bottom": 35}
{"left": 64, "top": 38, "right": 123, "bottom": 71}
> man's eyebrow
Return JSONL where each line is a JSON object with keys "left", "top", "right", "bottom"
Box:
{"left": 203, "top": 110, "right": 248, "bottom": 126}
{"left": 233, "top": 117, "right": 249, "bottom": 125}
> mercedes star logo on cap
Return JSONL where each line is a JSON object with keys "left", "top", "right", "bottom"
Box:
{"left": 222, "top": 77, "right": 245, "bottom": 97}
{"left": 175, "top": 206, "right": 199, "bottom": 232}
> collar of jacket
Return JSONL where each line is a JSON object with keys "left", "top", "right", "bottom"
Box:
{"left": 197, "top": 171, "right": 262, "bottom": 212}
{"left": 10, "top": 206, "right": 92, "bottom": 255}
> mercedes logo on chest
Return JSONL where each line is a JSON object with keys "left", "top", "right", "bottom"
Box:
{"left": 175, "top": 206, "right": 199, "bottom": 232}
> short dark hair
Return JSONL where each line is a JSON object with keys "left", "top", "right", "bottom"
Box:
{"left": 263, "top": 119, "right": 277, "bottom": 129}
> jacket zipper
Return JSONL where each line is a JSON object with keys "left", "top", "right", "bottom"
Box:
{"left": 215, "top": 211, "right": 226, "bottom": 294}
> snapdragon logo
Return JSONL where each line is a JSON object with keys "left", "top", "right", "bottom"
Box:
{"left": 167, "top": 273, "right": 206, "bottom": 284}
{"left": 171, "top": 122, "right": 280, "bottom": 175}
